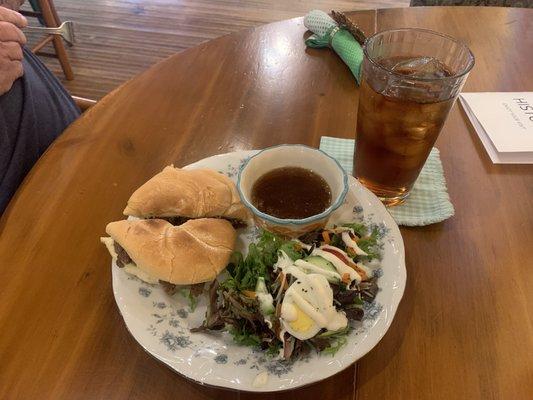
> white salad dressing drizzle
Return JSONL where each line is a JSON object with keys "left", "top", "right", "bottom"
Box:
{"left": 320, "top": 245, "right": 353, "bottom": 262}
{"left": 341, "top": 231, "right": 368, "bottom": 256}
{"left": 252, "top": 371, "right": 269, "bottom": 388}
{"left": 293, "top": 259, "right": 341, "bottom": 281}
{"left": 257, "top": 291, "right": 274, "bottom": 328}
{"left": 279, "top": 266, "right": 347, "bottom": 340}
{"left": 311, "top": 248, "right": 361, "bottom": 284}
{"left": 257, "top": 292, "right": 274, "bottom": 311}
{"left": 273, "top": 250, "right": 294, "bottom": 272}
{"left": 293, "top": 239, "right": 312, "bottom": 251}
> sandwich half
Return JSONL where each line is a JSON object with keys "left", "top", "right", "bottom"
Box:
{"left": 123, "top": 166, "right": 250, "bottom": 227}
{"left": 100, "top": 218, "right": 237, "bottom": 293}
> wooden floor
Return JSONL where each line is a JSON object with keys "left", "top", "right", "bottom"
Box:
{"left": 23, "top": 0, "right": 409, "bottom": 100}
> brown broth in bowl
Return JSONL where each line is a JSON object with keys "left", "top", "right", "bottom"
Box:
{"left": 251, "top": 167, "right": 331, "bottom": 219}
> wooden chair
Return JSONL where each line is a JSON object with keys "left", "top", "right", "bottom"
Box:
{"left": 21, "top": 0, "right": 74, "bottom": 80}
{"left": 72, "top": 96, "right": 96, "bottom": 112}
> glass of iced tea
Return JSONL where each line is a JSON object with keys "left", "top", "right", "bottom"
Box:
{"left": 354, "top": 28, "right": 474, "bottom": 206}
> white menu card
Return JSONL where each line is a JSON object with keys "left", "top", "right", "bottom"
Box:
{"left": 459, "top": 92, "right": 533, "bottom": 164}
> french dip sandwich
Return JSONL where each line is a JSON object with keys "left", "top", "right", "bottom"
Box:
{"left": 123, "top": 166, "right": 250, "bottom": 228}
{"left": 100, "top": 218, "right": 237, "bottom": 293}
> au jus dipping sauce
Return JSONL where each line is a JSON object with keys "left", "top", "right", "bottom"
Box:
{"left": 251, "top": 167, "right": 331, "bottom": 219}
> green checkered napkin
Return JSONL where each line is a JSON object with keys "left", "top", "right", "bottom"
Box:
{"left": 304, "top": 10, "right": 364, "bottom": 84}
{"left": 319, "top": 136, "right": 455, "bottom": 226}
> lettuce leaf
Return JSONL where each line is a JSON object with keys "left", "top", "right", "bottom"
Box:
{"left": 317, "top": 326, "right": 351, "bottom": 356}
{"left": 341, "top": 222, "right": 368, "bottom": 237}
{"left": 178, "top": 288, "right": 198, "bottom": 312}
{"left": 279, "top": 241, "right": 304, "bottom": 261}
{"left": 225, "top": 230, "right": 302, "bottom": 290}
{"left": 356, "top": 227, "right": 381, "bottom": 260}
{"left": 229, "top": 326, "right": 261, "bottom": 347}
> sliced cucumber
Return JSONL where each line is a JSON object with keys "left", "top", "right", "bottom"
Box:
{"left": 255, "top": 277, "right": 275, "bottom": 315}
{"left": 255, "top": 277, "right": 268, "bottom": 294}
{"left": 305, "top": 256, "right": 337, "bottom": 273}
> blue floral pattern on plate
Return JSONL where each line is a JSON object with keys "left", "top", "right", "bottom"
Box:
{"left": 112, "top": 150, "right": 406, "bottom": 392}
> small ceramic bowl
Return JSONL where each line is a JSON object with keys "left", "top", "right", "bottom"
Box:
{"left": 237, "top": 144, "right": 348, "bottom": 238}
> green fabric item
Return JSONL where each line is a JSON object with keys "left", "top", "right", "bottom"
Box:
{"left": 304, "top": 10, "right": 364, "bottom": 84}
{"left": 319, "top": 136, "right": 455, "bottom": 226}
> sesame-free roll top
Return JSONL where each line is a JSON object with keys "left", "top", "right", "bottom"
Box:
{"left": 101, "top": 218, "right": 237, "bottom": 285}
{"left": 123, "top": 166, "right": 250, "bottom": 224}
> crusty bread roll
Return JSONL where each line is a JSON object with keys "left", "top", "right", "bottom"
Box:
{"left": 102, "top": 218, "right": 237, "bottom": 284}
{"left": 123, "top": 166, "right": 250, "bottom": 222}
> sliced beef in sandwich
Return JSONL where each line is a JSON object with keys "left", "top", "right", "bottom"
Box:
{"left": 113, "top": 242, "right": 132, "bottom": 268}
{"left": 158, "top": 281, "right": 205, "bottom": 296}
{"left": 158, "top": 216, "right": 247, "bottom": 230}
{"left": 122, "top": 166, "right": 251, "bottom": 228}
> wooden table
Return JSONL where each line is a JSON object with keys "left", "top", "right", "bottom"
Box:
{"left": 1, "top": 6, "right": 532, "bottom": 400}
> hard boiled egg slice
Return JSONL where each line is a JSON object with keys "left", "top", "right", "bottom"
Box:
{"left": 281, "top": 301, "right": 320, "bottom": 340}
{"left": 280, "top": 267, "right": 347, "bottom": 341}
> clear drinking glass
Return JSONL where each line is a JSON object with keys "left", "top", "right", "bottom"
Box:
{"left": 354, "top": 28, "right": 474, "bottom": 206}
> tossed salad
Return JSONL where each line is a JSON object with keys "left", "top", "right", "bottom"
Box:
{"left": 193, "top": 222, "right": 382, "bottom": 360}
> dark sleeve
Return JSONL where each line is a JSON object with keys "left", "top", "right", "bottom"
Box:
{"left": 0, "top": 47, "right": 81, "bottom": 214}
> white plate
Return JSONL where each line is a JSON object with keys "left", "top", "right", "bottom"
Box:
{"left": 112, "top": 150, "right": 406, "bottom": 392}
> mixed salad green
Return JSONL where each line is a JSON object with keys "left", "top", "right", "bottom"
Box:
{"left": 193, "top": 223, "right": 382, "bottom": 360}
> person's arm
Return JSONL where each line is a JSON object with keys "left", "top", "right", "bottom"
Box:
{"left": 0, "top": 6, "right": 26, "bottom": 95}
{"left": 0, "top": 1, "right": 25, "bottom": 11}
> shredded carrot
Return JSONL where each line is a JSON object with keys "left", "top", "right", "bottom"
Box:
{"left": 342, "top": 273, "right": 351, "bottom": 284}
{"left": 322, "top": 230, "right": 331, "bottom": 244}
{"left": 344, "top": 258, "right": 368, "bottom": 280}
{"left": 352, "top": 265, "right": 368, "bottom": 281}
{"left": 242, "top": 290, "right": 256, "bottom": 299}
